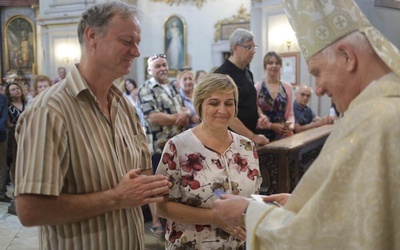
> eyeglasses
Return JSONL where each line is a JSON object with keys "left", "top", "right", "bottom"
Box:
{"left": 178, "top": 67, "right": 192, "bottom": 72}
{"left": 238, "top": 45, "right": 258, "bottom": 51}
{"left": 149, "top": 54, "right": 166, "bottom": 62}
{"left": 299, "top": 93, "right": 311, "bottom": 98}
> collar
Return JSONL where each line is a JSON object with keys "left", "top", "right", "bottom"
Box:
{"left": 346, "top": 73, "right": 400, "bottom": 115}
{"left": 294, "top": 100, "right": 308, "bottom": 111}
{"left": 66, "top": 64, "right": 123, "bottom": 100}
{"left": 225, "top": 59, "right": 247, "bottom": 72}
{"left": 148, "top": 77, "right": 163, "bottom": 89}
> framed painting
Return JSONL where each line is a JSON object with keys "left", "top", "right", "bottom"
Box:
{"left": 164, "top": 15, "right": 187, "bottom": 75}
{"left": 4, "top": 15, "right": 36, "bottom": 74}
{"left": 280, "top": 52, "right": 300, "bottom": 86}
{"left": 220, "top": 22, "right": 250, "bottom": 40}
{"left": 143, "top": 56, "right": 152, "bottom": 80}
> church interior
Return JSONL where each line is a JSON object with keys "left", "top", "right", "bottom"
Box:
{"left": 1, "top": 0, "right": 399, "bottom": 114}
{"left": 0, "top": 0, "right": 399, "bottom": 249}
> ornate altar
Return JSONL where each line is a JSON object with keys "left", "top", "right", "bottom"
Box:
{"left": 257, "top": 124, "right": 336, "bottom": 194}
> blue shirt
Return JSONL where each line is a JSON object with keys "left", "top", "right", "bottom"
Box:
{"left": 293, "top": 100, "right": 316, "bottom": 125}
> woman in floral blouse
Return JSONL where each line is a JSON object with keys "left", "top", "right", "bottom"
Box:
{"left": 156, "top": 73, "right": 262, "bottom": 249}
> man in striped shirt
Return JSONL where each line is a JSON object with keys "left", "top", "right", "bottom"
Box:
{"left": 13, "top": 2, "right": 170, "bottom": 249}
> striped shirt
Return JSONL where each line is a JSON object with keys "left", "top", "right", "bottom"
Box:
{"left": 14, "top": 65, "right": 151, "bottom": 250}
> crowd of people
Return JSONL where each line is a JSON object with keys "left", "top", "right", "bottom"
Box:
{"left": 0, "top": 72, "right": 55, "bottom": 215}
{"left": 0, "top": 0, "right": 398, "bottom": 249}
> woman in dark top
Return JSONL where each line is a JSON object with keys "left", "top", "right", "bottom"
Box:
{"left": 6, "top": 83, "right": 27, "bottom": 185}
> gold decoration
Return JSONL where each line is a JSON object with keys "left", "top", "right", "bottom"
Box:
{"left": 150, "top": 0, "right": 206, "bottom": 8}
{"left": 214, "top": 5, "right": 250, "bottom": 42}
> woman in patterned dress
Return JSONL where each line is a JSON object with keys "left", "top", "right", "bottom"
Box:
{"left": 255, "top": 51, "right": 295, "bottom": 141}
{"left": 155, "top": 73, "right": 262, "bottom": 249}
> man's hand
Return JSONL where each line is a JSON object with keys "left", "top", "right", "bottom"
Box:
{"left": 262, "top": 193, "right": 291, "bottom": 206}
{"left": 175, "top": 111, "right": 190, "bottom": 127}
{"left": 314, "top": 116, "right": 334, "bottom": 128}
{"left": 321, "top": 116, "right": 334, "bottom": 125}
{"left": 213, "top": 194, "right": 250, "bottom": 228}
{"left": 113, "top": 169, "right": 170, "bottom": 209}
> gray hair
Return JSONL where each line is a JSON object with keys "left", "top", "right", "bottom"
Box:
{"left": 229, "top": 28, "right": 254, "bottom": 53}
{"left": 322, "top": 31, "right": 372, "bottom": 64}
{"left": 77, "top": 1, "right": 138, "bottom": 51}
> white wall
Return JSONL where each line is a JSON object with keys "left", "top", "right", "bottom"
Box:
{"left": 134, "top": 0, "right": 250, "bottom": 85}
{"left": 356, "top": 0, "right": 400, "bottom": 47}
{"left": 37, "top": 0, "right": 250, "bottom": 84}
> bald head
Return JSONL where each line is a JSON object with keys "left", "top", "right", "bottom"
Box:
{"left": 295, "top": 84, "right": 313, "bottom": 108}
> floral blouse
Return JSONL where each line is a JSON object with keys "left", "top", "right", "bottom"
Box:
{"left": 156, "top": 129, "right": 262, "bottom": 250}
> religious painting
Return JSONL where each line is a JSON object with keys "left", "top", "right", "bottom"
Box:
{"left": 280, "top": 52, "right": 300, "bottom": 86}
{"left": 164, "top": 15, "right": 187, "bottom": 75}
{"left": 4, "top": 15, "right": 36, "bottom": 74}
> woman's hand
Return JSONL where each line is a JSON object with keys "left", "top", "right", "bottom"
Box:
{"left": 214, "top": 217, "right": 246, "bottom": 241}
{"left": 213, "top": 195, "right": 248, "bottom": 241}
{"left": 271, "top": 123, "right": 291, "bottom": 135}
{"left": 256, "top": 115, "right": 271, "bottom": 129}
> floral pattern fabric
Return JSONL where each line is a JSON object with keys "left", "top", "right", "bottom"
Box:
{"left": 156, "top": 129, "right": 262, "bottom": 249}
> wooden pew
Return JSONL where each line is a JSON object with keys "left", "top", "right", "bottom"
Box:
{"left": 257, "top": 124, "right": 335, "bottom": 195}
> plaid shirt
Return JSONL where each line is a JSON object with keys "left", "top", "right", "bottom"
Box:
{"left": 137, "top": 78, "right": 185, "bottom": 155}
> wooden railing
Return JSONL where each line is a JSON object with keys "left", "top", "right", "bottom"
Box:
{"left": 257, "top": 124, "right": 336, "bottom": 195}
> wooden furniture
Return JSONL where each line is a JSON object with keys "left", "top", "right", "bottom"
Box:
{"left": 257, "top": 124, "right": 335, "bottom": 195}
